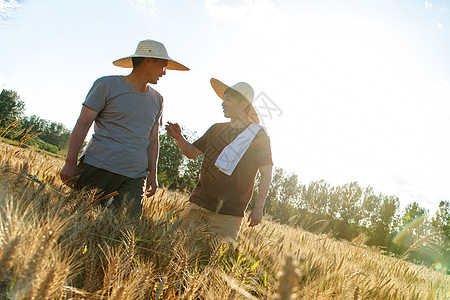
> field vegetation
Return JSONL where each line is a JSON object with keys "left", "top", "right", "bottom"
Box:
{"left": 2, "top": 88, "right": 449, "bottom": 271}
{"left": 0, "top": 142, "right": 449, "bottom": 299}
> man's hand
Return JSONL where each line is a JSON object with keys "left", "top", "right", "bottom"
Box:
{"left": 248, "top": 165, "right": 272, "bottom": 227}
{"left": 59, "top": 162, "right": 79, "bottom": 188}
{"left": 145, "top": 174, "right": 158, "bottom": 197}
{"left": 165, "top": 122, "right": 182, "bottom": 139}
{"left": 164, "top": 121, "right": 203, "bottom": 159}
{"left": 248, "top": 207, "right": 263, "bottom": 227}
{"left": 59, "top": 105, "right": 97, "bottom": 188}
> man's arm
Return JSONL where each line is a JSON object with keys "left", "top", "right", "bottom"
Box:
{"left": 165, "top": 122, "right": 203, "bottom": 159}
{"left": 145, "top": 123, "right": 160, "bottom": 197}
{"left": 248, "top": 165, "right": 273, "bottom": 227}
{"left": 145, "top": 124, "right": 159, "bottom": 197}
{"left": 60, "top": 106, "right": 98, "bottom": 186}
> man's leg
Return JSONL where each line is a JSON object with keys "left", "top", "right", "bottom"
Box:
{"left": 75, "top": 161, "right": 142, "bottom": 218}
{"left": 74, "top": 161, "right": 121, "bottom": 204}
{"left": 114, "top": 177, "right": 145, "bottom": 219}
{"left": 208, "top": 213, "right": 243, "bottom": 242}
{"left": 180, "top": 203, "right": 243, "bottom": 242}
{"left": 179, "top": 202, "right": 209, "bottom": 230}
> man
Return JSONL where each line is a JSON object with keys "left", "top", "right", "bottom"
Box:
{"left": 60, "top": 39, "right": 189, "bottom": 219}
{"left": 166, "top": 78, "right": 273, "bottom": 242}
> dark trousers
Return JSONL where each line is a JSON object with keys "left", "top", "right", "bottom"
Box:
{"left": 74, "top": 160, "right": 145, "bottom": 219}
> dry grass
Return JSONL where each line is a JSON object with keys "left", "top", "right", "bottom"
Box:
{"left": 0, "top": 141, "right": 449, "bottom": 299}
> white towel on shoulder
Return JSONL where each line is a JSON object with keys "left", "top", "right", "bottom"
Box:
{"left": 215, "top": 123, "right": 265, "bottom": 176}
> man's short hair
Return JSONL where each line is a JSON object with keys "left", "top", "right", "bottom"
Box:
{"left": 225, "top": 88, "right": 247, "bottom": 104}
{"left": 132, "top": 57, "right": 145, "bottom": 68}
{"left": 132, "top": 57, "right": 163, "bottom": 68}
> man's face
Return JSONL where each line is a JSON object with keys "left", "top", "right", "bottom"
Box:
{"left": 146, "top": 58, "right": 167, "bottom": 84}
{"left": 222, "top": 92, "right": 246, "bottom": 119}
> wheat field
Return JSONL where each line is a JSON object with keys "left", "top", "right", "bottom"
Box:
{"left": 0, "top": 142, "right": 448, "bottom": 299}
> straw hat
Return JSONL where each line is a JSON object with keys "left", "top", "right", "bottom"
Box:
{"left": 210, "top": 78, "right": 259, "bottom": 124}
{"left": 113, "top": 39, "right": 189, "bottom": 71}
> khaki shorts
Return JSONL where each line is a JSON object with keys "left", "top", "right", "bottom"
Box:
{"left": 180, "top": 202, "right": 243, "bottom": 242}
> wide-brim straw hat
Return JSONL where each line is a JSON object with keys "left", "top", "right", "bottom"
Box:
{"left": 210, "top": 78, "right": 259, "bottom": 124}
{"left": 113, "top": 39, "right": 189, "bottom": 71}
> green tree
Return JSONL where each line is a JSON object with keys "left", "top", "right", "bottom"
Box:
{"left": 394, "top": 202, "right": 429, "bottom": 252}
{"left": 40, "top": 121, "right": 71, "bottom": 150}
{"left": 157, "top": 132, "right": 185, "bottom": 189}
{"left": 431, "top": 200, "right": 450, "bottom": 240}
{"left": 430, "top": 200, "right": 449, "bottom": 273}
{"left": 366, "top": 193, "right": 399, "bottom": 247}
{"left": 328, "top": 186, "right": 340, "bottom": 219}
{"left": 361, "top": 186, "right": 378, "bottom": 227}
{"left": 301, "top": 180, "right": 330, "bottom": 215}
{"left": 20, "top": 115, "right": 45, "bottom": 132}
{"left": 177, "top": 128, "right": 202, "bottom": 192}
{"left": 260, "top": 167, "right": 301, "bottom": 224}
{"left": 401, "top": 202, "right": 428, "bottom": 227}
{"left": 157, "top": 128, "right": 202, "bottom": 191}
{"left": 341, "top": 182, "right": 364, "bottom": 225}
{"left": 330, "top": 182, "right": 364, "bottom": 239}
{"left": 178, "top": 154, "right": 202, "bottom": 192}
{"left": 20, "top": 115, "right": 71, "bottom": 151}
{"left": 0, "top": 89, "right": 25, "bottom": 128}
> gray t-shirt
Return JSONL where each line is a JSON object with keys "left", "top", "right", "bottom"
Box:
{"left": 81, "top": 75, "right": 163, "bottom": 178}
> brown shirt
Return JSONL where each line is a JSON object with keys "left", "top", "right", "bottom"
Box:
{"left": 190, "top": 122, "right": 273, "bottom": 217}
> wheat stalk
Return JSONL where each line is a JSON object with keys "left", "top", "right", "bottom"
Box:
{"left": 271, "top": 255, "right": 301, "bottom": 300}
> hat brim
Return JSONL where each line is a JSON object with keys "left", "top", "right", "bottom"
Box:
{"left": 112, "top": 55, "right": 189, "bottom": 71}
{"left": 210, "top": 78, "right": 259, "bottom": 124}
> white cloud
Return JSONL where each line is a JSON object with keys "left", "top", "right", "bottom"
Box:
{"left": 0, "top": 0, "right": 21, "bottom": 20}
{"left": 391, "top": 175, "right": 435, "bottom": 211}
{"left": 205, "top": 0, "right": 281, "bottom": 23}
{"left": 440, "top": 6, "right": 448, "bottom": 11}
{"left": 424, "top": 2, "right": 432, "bottom": 9}
{"left": 205, "top": 0, "right": 250, "bottom": 22}
{"left": 128, "top": 0, "right": 156, "bottom": 14}
{"left": 436, "top": 22, "right": 443, "bottom": 29}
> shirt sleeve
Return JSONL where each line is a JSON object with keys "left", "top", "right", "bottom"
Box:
{"left": 253, "top": 130, "right": 273, "bottom": 167}
{"left": 156, "top": 97, "right": 163, "bottom": 126}
{"left": 193, "top": 124, "right": 215, "bottom": 153}
{"left": 82, "top": 78, "right": 108, "bottom": 112}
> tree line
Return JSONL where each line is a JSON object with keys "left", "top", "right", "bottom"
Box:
{"left": 1, "top": 89, "right": 71, "bottom": 153}
{"left": 2, "top": 88, "right": 448, "bottom": 272}
{"left": 249, "top": 168, "right": 449, "bottom": 272}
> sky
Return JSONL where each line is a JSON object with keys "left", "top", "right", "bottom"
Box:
{"left": 1, "top": 0, "right": 449, "bottom": 213}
